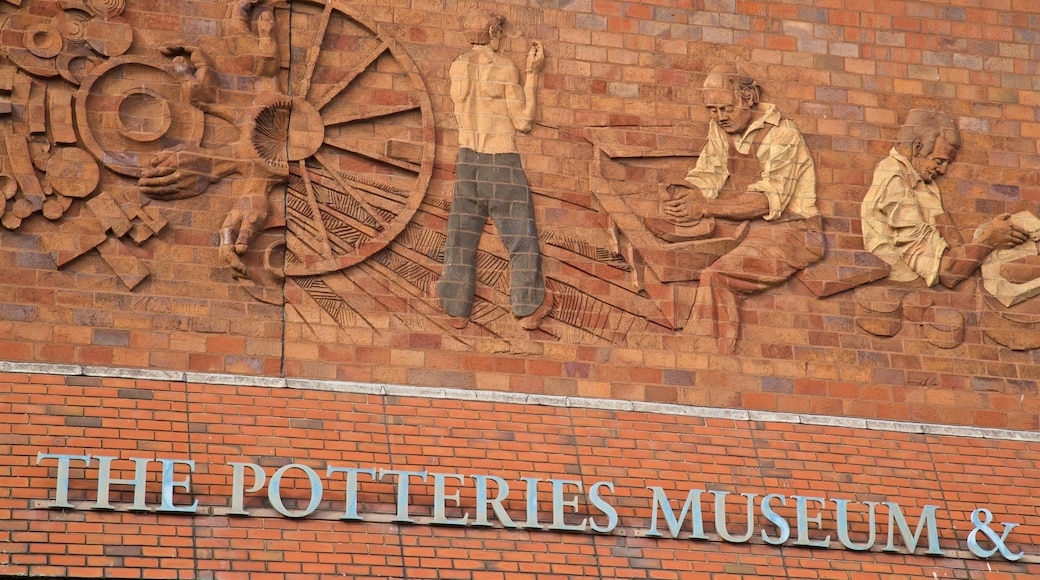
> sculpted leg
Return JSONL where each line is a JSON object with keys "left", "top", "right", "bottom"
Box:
{"left": 489, "top": 160, "right": 545, "bottom": 318}
{"left": 438, "top": 160, "right": 486, "bottom": 319}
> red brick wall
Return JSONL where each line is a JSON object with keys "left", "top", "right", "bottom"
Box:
{"left": 3, "top": 0, "right": 1040, "bottom": 577}
{"left": 2, "top": 369, "right": 1039, "bottom": 578}
{"left": 1, "top": 0, "right": 1039, "bottom": 429}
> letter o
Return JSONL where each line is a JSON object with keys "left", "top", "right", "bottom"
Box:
{"left": 268, "top": 463, "right": 323, "bottom": 518}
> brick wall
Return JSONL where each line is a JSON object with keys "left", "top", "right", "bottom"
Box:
{"left": 2, "top": 368, "right": 1039, "bottom": 578}
{"left": 3, "top": 0, "right": 1040, "bottom": 577}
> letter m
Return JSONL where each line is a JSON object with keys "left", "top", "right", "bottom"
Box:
{"left": 882, "top": 502, "right": 945, "bottom": 556}
{"left": 645, "top": 487, "right": 707, "bottom": 539}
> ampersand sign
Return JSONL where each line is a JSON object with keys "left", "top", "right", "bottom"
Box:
{"left": 967, "top": 508, "right": 1024, "bottom": 561}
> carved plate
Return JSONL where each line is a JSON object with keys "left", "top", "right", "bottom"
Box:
{"left": 2, "top": 9, "right": 62, "bottom": 78}
{"left": 74, "top": 57, "right": 204, "bottom": 177}
{"left": 980, "top": 293, "right": 1040, "bottom": 350}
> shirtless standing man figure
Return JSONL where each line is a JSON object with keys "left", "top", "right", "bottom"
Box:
{"left": 436, "top": 14, "right": 550, "bottom": 330}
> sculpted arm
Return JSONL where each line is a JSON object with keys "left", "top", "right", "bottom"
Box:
{"left": 938, "top": 213, "right": 1030, "bottom": 288}
{"left": 449, "top": 59, "right": 470, "bottom": 107}
{"left": 507, "top": 41, "right": 543, "bottom": 133}
{"left": 663, "top": 185, "right": 770, "bottom": 223}
{"left": 747, "top": 125, "right": 811, "bottom": 220}
{"left": 874, "top": 177, "right": 948, "bottom": 285}
{"left": 685, "top": 127, "right": 804, "bottom": 222}
{"left": 699, "top": 192, "right": 770, "bottom": 221}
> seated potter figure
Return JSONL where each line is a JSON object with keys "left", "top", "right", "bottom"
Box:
{"left": 861, "top": 109, "right": 1040, "bottom": 292}
{"left": 659, "top": 63, "right": 823, "bottom": 354}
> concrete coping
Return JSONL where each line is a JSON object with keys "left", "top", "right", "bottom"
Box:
{"left": 2, "top": 359, "right": 1037, "bottom": 443}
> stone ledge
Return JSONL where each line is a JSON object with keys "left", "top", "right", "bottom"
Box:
{"left": 3, "top": 359, "right": 1038, "bottom": 443}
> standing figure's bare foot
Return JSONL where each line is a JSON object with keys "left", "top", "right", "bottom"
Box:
{"left": 517, "top": 290, "right": 553, "bottom": 330}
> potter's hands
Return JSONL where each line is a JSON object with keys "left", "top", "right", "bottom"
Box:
{"left": 161, "top": 43, "right": 218, "bottom": 107}
{"left": 219, "top": 189, "right": 269, "bottom": 277}
{"left": 662, "top": 184, "right": 709, "bottom": 224}
{"left": 138, "top": 150, "right": 220, "bottom": 200}
{"left": 976, "top": 213, "right": 1030, "bottom": 249}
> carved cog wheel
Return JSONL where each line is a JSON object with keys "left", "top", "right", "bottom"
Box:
{"left": 275, "top": 0, "right": 435, "bottom": 277}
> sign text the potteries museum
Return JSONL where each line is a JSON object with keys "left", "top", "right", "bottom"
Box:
{"left": 36, "top": 452, "right": 1026, "bottom": 561}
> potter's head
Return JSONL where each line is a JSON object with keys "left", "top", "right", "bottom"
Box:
{"left": 899, "top": 109, "right": 960, "bottom": 183}
{"left": 702, "top": 63, "right": 760, "bottom": 135}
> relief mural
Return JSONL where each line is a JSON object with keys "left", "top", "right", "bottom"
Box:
{"left": 2, "top": 0, "right": 1040, "bottom": 357}
{"left": 854, "top": 110, "right": 1040, "bottom": 350}
{"left": 1, "top": 0, "right": 436, "bottom": 312}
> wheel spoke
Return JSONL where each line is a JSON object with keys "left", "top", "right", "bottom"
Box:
{"left": 294, "top": 2, "right": 334, "bottom": 100}
{"left": 323, "top": 103, "right": 421, "bottom": 127}
{"left": 297, "top": 160, "right": 334, "bottom": 259}
{"left": 314, "top": 151, "right": 390, "bottom": 227}
{"left": 313, "top": 42, "right": 389, "bottom": 112}
{"left": 287, "top": 216, "right": 331, "bottom": 258}
{"left": 276, "top": 0, "right": 434, "bottom": 278}
{"left": 321, "top": 135, "right": 422, "bottom": 174}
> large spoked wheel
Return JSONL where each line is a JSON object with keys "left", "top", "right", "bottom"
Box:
{"left": 277, "top": 0, "right": 435, "bottom": 277}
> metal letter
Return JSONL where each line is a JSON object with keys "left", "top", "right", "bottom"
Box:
{"left": 472, "top": 474, "right": 516, "bottom": 528}
{"left": 521, "top": 477, "right": 544, "bottom": 529}
{"left": 431, "top": 472, "right": 469, "bottom": 526}
{"left": 760, "top": 493, "right": 790, "bottom": 545}
{"left": 833, "top": 498, "right": 877, "bottom": 551}
{"left": 37, "top": 453, "right": 92, "bottom": 509}
{"left": 549, "top": 478, "right": 587, "bottom": 532}
{"left": 94, "top": 456, "right": 151, "bottom": 511}
{"left": 792, "top": 495, "right": 831, "bottom": 548}
{"left": 158, "top": 458, "right": 198, "bottom": 513}
{"left": 378, "top": 468, "right": 428, "bottom": 523}
{"left": 327, "top": 466, "right": 376, "bottom": 521}
{"left": 268, "top": 463, "right": 323, "bottom": 518}
{"left": 228, "top": 462, "right": 266, "bottom": 516}
{"left": 882, "top": 502, "right": 945, "bottom": 555}
{"left": 645, "top": 486, "right": 708, "bottom": 539}
{"left": 588, "top": 481, "right": 618, "bottom": 533}
{"left": 713, "top": 491, "right": 757, "bottom": 543}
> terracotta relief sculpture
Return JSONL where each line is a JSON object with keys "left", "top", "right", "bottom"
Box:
{"left": 977, "top": 209, "right": 1040, "bottom": 349}
{"left": 0, "top": 0, "right": 168, "bottom": 287}
{"left": 6, "top": 0, "right": 435, "bottom": 296}
{"left": 436, "top": 14, "right": 552, "bottom": 330}
{"left": 134, "top": 0, "right": 290, "bottom": 276}
{"left": 981, "top": 212, "right": 1040, "bottom": 307}
{"left": 856, "top": 109, "right": 1040, "bottom": 348}
{"left": 6, "top": 0, "right": 1040, "bottom": 356}
{"left": 661, "top": 64, "right": 824, "bottom": 353}
{"left": 861, "top": 109, "right": 1033, "bottom": 290}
